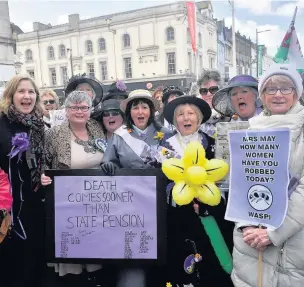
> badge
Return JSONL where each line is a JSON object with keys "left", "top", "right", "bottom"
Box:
{"left": 184, "top": 253, "right": 202, "bottom": 274}
{"left": 95, "top": 138, "right": 107, "bottom": 152}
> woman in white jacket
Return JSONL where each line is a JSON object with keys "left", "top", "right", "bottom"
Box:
{"left": 232, "top": 64, "right": 304, "bottom": 286}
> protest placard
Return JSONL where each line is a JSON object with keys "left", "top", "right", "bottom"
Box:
{"left": 50, "top": 109, "right": 66, "bottom": 127}
{"left": 45, "top": 169, "right": 166, "bottom": 263}
{"left": 225, "top": 128, "right": 290, "bottom": 229}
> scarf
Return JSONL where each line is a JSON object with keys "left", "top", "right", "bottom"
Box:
{"left": 7, "top": 105, "right": 44, "bottom": 192}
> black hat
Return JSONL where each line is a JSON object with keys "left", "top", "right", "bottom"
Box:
{"left": 91, "top": 99, "right": 123, "bottom": 120}
{"left": 65, "top": 74, "right": 103, "bottom": 107}
{"left": 164, "top": 96, "right": 211, "bottom": 125}
{"left": 162, "top": 85, "right": 184, "bottom": 103}
{"left": 102, "top": 80, "right": 128, "bottom": 102}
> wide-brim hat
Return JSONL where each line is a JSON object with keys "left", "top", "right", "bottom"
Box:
{"left": 120, "top": 89, "right": 161, "bottom": 113}
{"left": 164, "top": 96, "right": 211, "bottom": 125}
{"left": 212, "top": 74, "right": 258, "bottom": 117}
{"left": 64, "top": 74, "right": 103, "bottom": 107}
{"left": 102, "top": 80, "right": 128, "bottom": 102}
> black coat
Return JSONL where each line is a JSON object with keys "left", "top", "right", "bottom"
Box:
{"left": 163, "top": 132, "right": 234, "bottom": 286}
{"left": 0, "top": 114, "right": 45, "bottom": 287}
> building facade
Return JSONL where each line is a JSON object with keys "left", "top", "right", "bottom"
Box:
{"left": 0, "top": 1, "right": 15, "bottom": 94}
{"left": 15, "top": 1, "right": 217, "bottom": 97}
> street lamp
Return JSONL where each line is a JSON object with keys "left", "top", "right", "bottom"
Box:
{"left": 228, "top": 0, "right": 237, "bottom": 77}
{"left": 67, "top": 48, "right": 74, "bottom": 77}
{"left": 256, "top": 29, "right": 271, "bottom": 78}
{"left": 106, "top": 18, "right": 117, "bottom": 79}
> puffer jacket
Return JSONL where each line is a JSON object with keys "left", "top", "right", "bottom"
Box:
{"left": 232, "top": 102, "right": 304, "bottom": 287}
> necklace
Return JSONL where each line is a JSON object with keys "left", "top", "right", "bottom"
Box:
{"left": 70, "top": 126, "right": 97, "bottom": 154}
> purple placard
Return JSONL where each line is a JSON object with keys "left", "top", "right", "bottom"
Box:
{"left": 225, "top": 128, "right": 290, "bottom": 230}
{"left": 54, "top": 176, "right": 157, "bottom": 259}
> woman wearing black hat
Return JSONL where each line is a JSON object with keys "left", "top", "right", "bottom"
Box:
{"left": 64, "top": 74, "right": 103, "bottom": 112}
{"left": 161, "top": 95, "right": 234, "bottom": 287}
{"left": 91, "top": 99, "right": 124, "bottom": 142}
{"left": 156, "top": 85, "right": 184, "bottom": 130}
{"left": 102, "top": 80, "right": 128, "bottom": 102}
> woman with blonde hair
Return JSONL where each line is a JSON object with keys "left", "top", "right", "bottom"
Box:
{"left": 0, "top": 74, "right": 45, "bottom": 287}
{"left": 40, "top": 89, "right": 60, "bottom": 129}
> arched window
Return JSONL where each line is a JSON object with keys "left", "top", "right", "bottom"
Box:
{"left": 48, "top": 46, "right": 55, "bottom": 60}
{"left": 98, "top": 38, "right": 106, "bottom": 51}
{"left": 86, "top": 40, "right": 93, "bottom": 53}
{"left": 166, "top": 27, "right": 175, "bottom": 41}
{"left": 25, "top": 49, "right": 33, "bottom": 61}
{"left": 59, "top": 44, "right": 66, "bottom": 57}
{"left": 198, "top": 32, "right": 202, "bottom": 47}
{"left": 123, "top": 33, "right": 131, "bottom": 48}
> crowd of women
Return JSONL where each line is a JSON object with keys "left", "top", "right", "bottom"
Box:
{"left": 0, "top": 63, "right": 304, "bottom": 287}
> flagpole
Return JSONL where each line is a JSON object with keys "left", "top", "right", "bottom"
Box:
{"left": 291, "top": 6, "right": 298, "bottom": 25}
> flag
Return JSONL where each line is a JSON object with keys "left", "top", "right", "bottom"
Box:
{"left": 186, "top": 1, "right": 196, "bottom": 53}
{"left": 273, "top": 6, "right": 304, "bottom": 73}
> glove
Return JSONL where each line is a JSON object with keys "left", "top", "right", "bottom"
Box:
{"left": 101, "top": 162, "right": 116, "bottom": 176}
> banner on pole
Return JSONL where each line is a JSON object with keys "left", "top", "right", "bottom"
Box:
{"left": 186, "top": 1, "right": 196, "bottom": 53}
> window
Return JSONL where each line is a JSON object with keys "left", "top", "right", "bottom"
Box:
{"left": 209, "top": 57, "right": 215, "bottom": 69}
{"left": 199, "top": 55, "right": 203, "bottom": 72}
{"left": 123, "top": 34, "right": 131, "bottom": 48}
{"left": 225, "top": 66, "right": 229, "bottom": 81}
{"left": 59, "top": 45, "right": 66, "bottom": 58}
{"left": 48, "top": 46, "right": 55, "bottom": 60}
{"left": 166, "top": 27, "right": 175, "bottom": 42}
{"left": 193, "top": 54, "right": 196, "bottom": 73}
{"left": 198, "top": 33, "right": 202, "bottom": 47}
{"left": 86, "top": 40, "right": 93, "bottom": 54}
{"left": 87, "top": 63, "right": 95, "bottom": 78}
{"left": 25, "top": 49, "right": 33, "bottom": 62}
{"left": 187, "top": 28, "right": 190, "bottom": 43}
{"left": 188, "top": 52, "right": 192, "bottom": 72}
{"left": 167, "top": 52, "right": 176, "bottom": 75}
{"left": 61, "top": 66, "right": 68, "bottom": 85}
{"left": 49, "top": 68, "right": 57, "bottom": 85}
{"left": 124, "top": 58, "right": 132, "bottom": 78}
{"left": 27, "top": 70, "right": 35, "bottom": 79}
{"left": 98, "top": 38, "right": 106, "bottom": 52}
{"left": 100, "top": 61, "right": 108, "bottom": 80}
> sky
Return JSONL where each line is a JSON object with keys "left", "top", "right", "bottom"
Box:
{"left": 6, "top": 0, "right": 304, "bottom": 57}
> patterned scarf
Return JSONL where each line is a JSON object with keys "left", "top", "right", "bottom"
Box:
{"left": 7, "top": 105, "right": 44, "bottom": 191}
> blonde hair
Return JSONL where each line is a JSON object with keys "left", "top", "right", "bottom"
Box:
{"left": 0, "top": 75, "right": 42, "bottom": 115}
{"left": 40, "top": 89, "right": 59, "bottom": 108}
{"left": 173, "top": 103, "right": 203, "bottom": 128}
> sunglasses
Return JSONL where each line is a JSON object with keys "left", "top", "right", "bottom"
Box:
{"left": 43, "top": 100, "right": 55, "bottom": 105}
{"left": 103, "top": 110, "right": 121, "bottom": 117}
{"left": 199, "top": 86, "right": 219, "bottom": 96}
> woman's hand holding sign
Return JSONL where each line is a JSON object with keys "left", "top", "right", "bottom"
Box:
{"left": 41, "top": 173, "right": 52, "bottom": 186}
{"left": 243, "top": 228, "right": 272, "bottom": 251}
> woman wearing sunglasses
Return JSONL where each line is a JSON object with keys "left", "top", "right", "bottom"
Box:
{"left": 197, "top": 70, "right": 230, "bottom": 137}
{"left": 40, "top": 89, "right": 59, "bottom": 129}
{"left": 92, "top": 98, "right": 124, "bottom": 143}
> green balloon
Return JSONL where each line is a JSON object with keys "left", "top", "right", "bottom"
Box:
{"left": 200, "top": 215, "right": 233, "bottom": 274}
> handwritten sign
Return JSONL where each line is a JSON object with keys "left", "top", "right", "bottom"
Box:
{"left": 54, "top": 175, "right": 157, "bottom": 259}
{"left": 50, "top": 109, "right": 66, "bottom": 127}
{"left": 225, "top": 129, "right": 290, "bottom": 229}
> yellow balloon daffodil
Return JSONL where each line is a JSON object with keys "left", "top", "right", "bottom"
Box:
{"left": 162, "top": 141, "right": 229, "bottom": 206}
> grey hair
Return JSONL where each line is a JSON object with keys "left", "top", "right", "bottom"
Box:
{"left": 197, "top": 70, "right": 223, "bottom": 88}
{"left": 173, "top": 104, "right": 203, "bottom": 130}
{"left": 64, "top": 90, "right": 92, "bottom": 108}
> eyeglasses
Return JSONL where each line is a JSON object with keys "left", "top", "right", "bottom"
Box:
{"left": 43, "top": 100, "right": 55, "bottom": 105}
{"left": 68, "top": 106, "right": 90, "bottom": 112}
{"left": 199, "top": 86, "right": 219, "bottom": 96}
{"left": 264, "top": 87, "right": 295, "bottom": 95}
{"left": 103, "top": 110, "right": 121, "bottom": 117}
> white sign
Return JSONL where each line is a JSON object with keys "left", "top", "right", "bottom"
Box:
{"left": 50, "top": 109, "right": 66, "bottom": 127}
